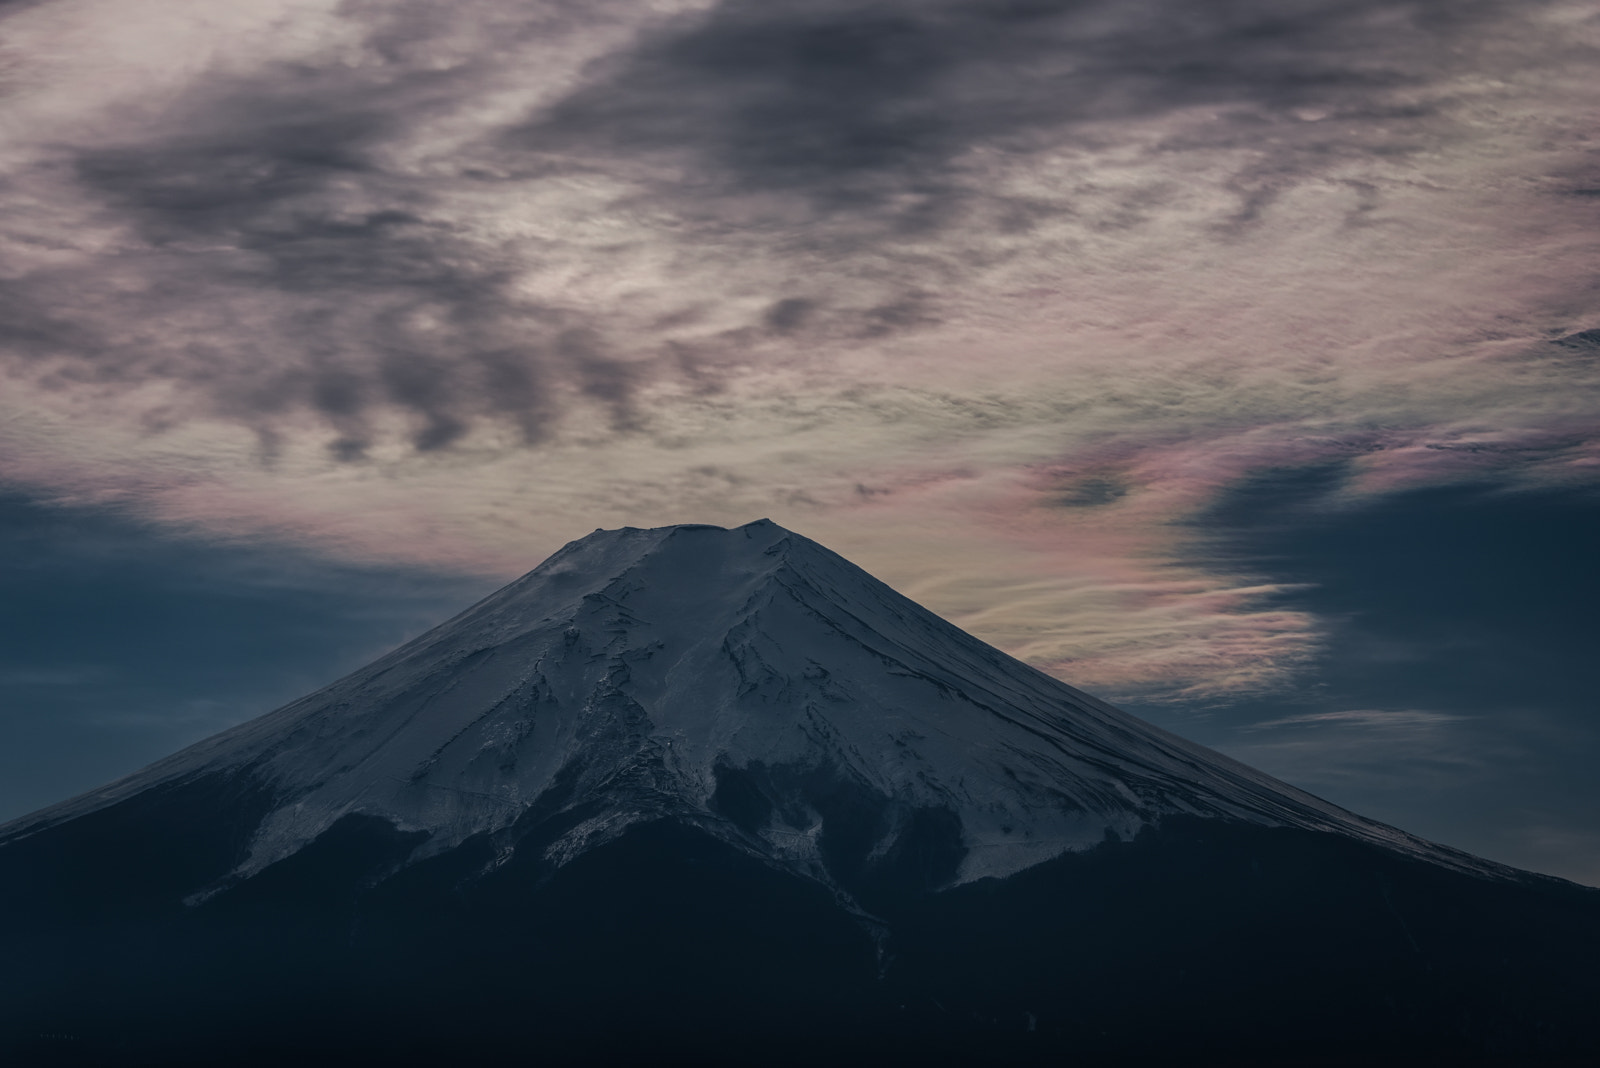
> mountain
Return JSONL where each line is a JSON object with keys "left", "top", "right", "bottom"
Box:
{"left": 3, "top": 520, "right": 1598, "bottom": 1066}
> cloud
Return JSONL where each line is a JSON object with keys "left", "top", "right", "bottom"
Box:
{"left": 1247, "top": 708, "right": 1468, "bottom": 734}
{"left": 27, "top": 62, "right": 618, "bottom": 454}
{"left": 1194, "top": 701, "right": 1600, "bottom": 884}
{"left": 1229, "top": 707, "right": 1486, "bottom": 786}
{"left": 1, "top": 0, "right": 694, "bottom": 457}
{"left": 6, "top": 0, "right": 1594, "bottom": 456}
{"left": 521, "top": 0, "right": 1510, "bottom": 209}
{"left": 2, "top": 0, "right": 1599, "bottom": 705}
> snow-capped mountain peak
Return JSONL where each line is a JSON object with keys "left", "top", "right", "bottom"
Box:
{"left": 1, "top": 519, "right": 1500, "bottom": 892}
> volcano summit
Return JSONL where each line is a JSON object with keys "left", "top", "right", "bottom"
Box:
{"left": 3, "top": 521, "right": 1598, "bottom": 1065}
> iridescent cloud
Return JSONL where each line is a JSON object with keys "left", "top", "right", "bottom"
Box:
{"left": 2, "top": 0, "right": 1598, "bottom": 703}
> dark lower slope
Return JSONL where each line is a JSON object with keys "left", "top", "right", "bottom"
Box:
{"left": 4, "top": 786, "right": 1600, "bottom": 1067}
{"left": 889, "top": 820, "right": 1600, "bottom": 1065}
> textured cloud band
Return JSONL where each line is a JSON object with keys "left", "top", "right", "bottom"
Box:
{"left": 3, "top": 0, "right": 1598, "bottom": 700}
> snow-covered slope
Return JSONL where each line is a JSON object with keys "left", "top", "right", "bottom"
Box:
{"left": 0, "top": 519, "right": 1503, "bottom": 890}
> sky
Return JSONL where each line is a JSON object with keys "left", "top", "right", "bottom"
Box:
{"left": 1, "top": 0, "right": 1597, "bottom": 884}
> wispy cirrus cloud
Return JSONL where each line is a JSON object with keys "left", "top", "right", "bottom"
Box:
{"left": 1236, "top": 708, "right": 1483, "bottom": 786}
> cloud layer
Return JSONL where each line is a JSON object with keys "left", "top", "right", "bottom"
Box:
{"left": 3, "top": 0, "right": 1599, "bottom": 703}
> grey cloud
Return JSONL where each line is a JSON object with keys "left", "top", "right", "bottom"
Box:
{"left": 69, "top": 72, "right": 476, "bottom": 302}
{"left": 1221, "top": 705, "right": 1493, "bottom": 793}
{"left": 1, "top": 0, "right": 1577, "bottom": 459}
{"left": 74, "top": 114, "right": 390, "bottom": 244}
{"left": 1554, "top": 328, "right": 1600, "bottom": 352}
{"left": 763, "top": 298, "right": 816, "bottom": 336}
{"left": 1054, "top": 474, "right": 1131, "bottom": 508}
{"left": 490, "top": 0, "right": 1568, "bottom": 362}
{"left": 516, "top": 0, "right": 1527, "bottom": 225}
{"left": 13, "top": 54, "right": 645, "bottom": 456}
{"left": 1245, "top": 708, "right": 1468, "bottom": 734}
{"left": 0, "top": 284, "right": 97, "bottom": 357}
